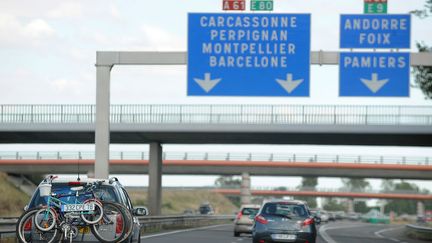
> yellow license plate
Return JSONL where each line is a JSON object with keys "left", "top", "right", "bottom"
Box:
{"left": 79, "top": 227, "right": 90, "bottom": 234}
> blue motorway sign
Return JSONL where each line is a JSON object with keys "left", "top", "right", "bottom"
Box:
{"left": 339, "top": 52, "right": 410, "bottom": 97}
{"left": 340, "top": 14, "right": 411, "bottom": 49}
{"left": 188, "top": 13, "right": 311, "bottom": 96}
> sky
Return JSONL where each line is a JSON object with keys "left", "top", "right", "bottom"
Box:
{"left": 0, "top": 0, "right": 432, "bottom": 196}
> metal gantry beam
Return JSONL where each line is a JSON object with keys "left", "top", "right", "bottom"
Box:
{"left": 97, "top": 51, "right": 432, "bottom": 67}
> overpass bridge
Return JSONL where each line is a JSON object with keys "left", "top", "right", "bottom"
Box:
{"left": 213, "top": 188, "right": 432, "bottom": 201}
{"left": 1, "top": 104, "right": 431, "bottom": 146}
{"left": 0, "top": 151, "right": 431, "bottom": 180}
{"left": 2, "top": 104, "right": 432, "bottom": 215}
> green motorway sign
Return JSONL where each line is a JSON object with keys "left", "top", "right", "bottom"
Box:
{"left": 364, "top": 0, "right": 387, "bottom": 14}
{"left": 251, "top": 0, "right": 273, "bottom": 11}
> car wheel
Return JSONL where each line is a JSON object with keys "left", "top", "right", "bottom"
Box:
{"left": 234, "top": 231, "right": 240, "bottom": 237}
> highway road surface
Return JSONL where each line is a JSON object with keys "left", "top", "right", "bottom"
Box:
{"left": 140, "top": 222, "right": 429, "bottom": 243}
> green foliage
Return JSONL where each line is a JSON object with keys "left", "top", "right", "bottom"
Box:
{"left": 214, "top": 176, "right": 241, "bottom": 188}
{"left": 381, "top": 179, "right": 395, "bottom": 192}
{"left": 384, "top": 181, "right": 421, "bottom": 215}
{"left": 413, "top": 43, "right": 432, "bottom": 99}
{"left": 354, "top": 201, "right": 371, "bottom": 214}
{"left": 300, "top": 177, "right": 318, "bottom": 188}
{"left": 323, "top": 198, "right": 345, "bottom": 211}
{"left": 411, "top": 0, "right": 432, "bottom": 18}
{"left": 341, "top": 178, "right": 370, "bottom": 192}
{"left": 411, "top": 1, "right": 432, "bottom": 99}
{"left": 295, "top": 177, "right": 318, "bottom": 208}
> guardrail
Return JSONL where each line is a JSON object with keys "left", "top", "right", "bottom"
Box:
{"left": 1, "top": 104, "right": 431, "bottom": 125}
{"left": 0, "top": 217, "right": 17, "bottom": 239}
{"left": 406, "top": 224, "right": 432, "bottom": 240}
{"left": 0, "top": 151, "right": 430, "bottom": 166}
{"left": 138, "top": 215, "right": 234, "bottom": 233}
{"left": 0, "top": 215, "right": 235, "bottom": 239}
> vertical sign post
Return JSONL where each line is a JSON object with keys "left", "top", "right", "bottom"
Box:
{"left": 364, "top": 0, "right": 388, "bottom": 14}
{"left": 223, "top": 0, "right": 246, "bottom": 11}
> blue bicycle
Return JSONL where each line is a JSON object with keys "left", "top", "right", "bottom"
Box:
{"left": 34, "top": 176, "right": 104, "bottom": 240}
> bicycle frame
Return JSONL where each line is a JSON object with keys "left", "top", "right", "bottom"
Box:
{"left": 40, "top": 188, "right": 100, "bottom": 224}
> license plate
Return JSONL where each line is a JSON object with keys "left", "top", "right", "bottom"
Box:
{"left": 61, "top": 203, "right": 95, "bottom": 212}
{"left": 272, "top": 234, "right": 296, "bottom": 241}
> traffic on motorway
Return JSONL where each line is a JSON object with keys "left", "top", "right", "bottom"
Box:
{"left": 15, "top": 176, "right": 431, "bottom": 243}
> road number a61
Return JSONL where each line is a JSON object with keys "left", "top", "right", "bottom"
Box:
{"left": 223, "top": 0, "right": 246, "bottom": 11}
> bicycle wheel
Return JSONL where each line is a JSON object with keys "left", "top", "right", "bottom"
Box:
{"left": 91, "top": 202, "right": 128, "bottom": 243}
{"left": 16, "top": 207, "right": 59, "bottom": 243}
{"left": 34, "top": 206, "right": 57, "bottom": 231}
{"left": 81, "top": 199, "right": 104, "bottom": 224}
{"left": 112, "top": 202, "right": 134, "bottom": 242}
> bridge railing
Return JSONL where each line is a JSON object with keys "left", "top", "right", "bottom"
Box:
{"left": 0, "top": 151, "right": 430, "bottom": 166}
{"left": 1, "top": 104, "right": 432, "bottom": 125}
{"left": 245, "top": 186, "right": 431, "bottom": 195}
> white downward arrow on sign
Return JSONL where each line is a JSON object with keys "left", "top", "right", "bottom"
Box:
{"left": 194, "top": 73, "right": 221, "bottom": 93}
{"left": 360, "top": 73, "right": 389, "bottom": 93}
{"left": 276, "top": 73, "right": 304, "bottom": 94}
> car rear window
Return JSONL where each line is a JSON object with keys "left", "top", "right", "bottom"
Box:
{"left": 262, "top": 203, "right": 309, "bottom": 218}
{"left": 242, "top": 208, "right": 259, "bottom": 216}
{"left": 30, "top": 183, "right": 118, "bottom": 208}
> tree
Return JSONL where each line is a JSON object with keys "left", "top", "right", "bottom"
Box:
{"left": 214, "top": 176, "right": 241, "bottom": 188}
{"left": 411, "top": 0, "right": 432, "bottom": 18}
{"left": 214, "top": 176, "right": 242, "bottom": 207}
{"left": 412, "top": 44, "right": 432, "bottom": 99}
{"left": 341, "top": 178, "right": 371, "bottom": 192}
{"left": 294, "top": 177, "right": 318, "bottom": 208}
{"left": 323, "top": 198, "right": 345, "bottom": 211}
{"left": 354, "top": 201, "right": 370, "bottom": 214}
{"left": 412, "top": 1, "right": 432, "bottom": 99}
{"left": 384, "top": 181, "right": 420, "bottom": 215}
{"left": 381, "top": 179, "right": 395, "bottom": 193}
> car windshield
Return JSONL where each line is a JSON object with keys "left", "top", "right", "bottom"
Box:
{"left": 242, "top": 208, "right": 259, "bottom": 216}
{"left": 30, "top": 183, "right": 117, "bottom": 207}
{"left": 262, "top": 203, "right": 308, "bottom": 218}
{"left": 199, "top": 205, "right": 212, "bottom": 214}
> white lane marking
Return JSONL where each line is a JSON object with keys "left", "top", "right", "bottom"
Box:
{"left": 319, "top": 223, "right": 368, "bottom": 243}
{"left": 140, "top": 224, "right": 231, "bottom": 239}
{"left": 374, "top": 226, "right": 405, "bottom": 242}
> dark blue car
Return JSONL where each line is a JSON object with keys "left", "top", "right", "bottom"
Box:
{"left": 252, "top": 200, "right": 317, "bottom": 243}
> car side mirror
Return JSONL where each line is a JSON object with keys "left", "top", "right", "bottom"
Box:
{"left": 313, "top": 216, "right": 321, "bottom": 224}
{"left": 133, "top": 206, "right": 149, "bottom": 216}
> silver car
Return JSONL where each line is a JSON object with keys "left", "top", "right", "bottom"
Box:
{"left": 234, "top": 204, "right": 261, "bottom": 237}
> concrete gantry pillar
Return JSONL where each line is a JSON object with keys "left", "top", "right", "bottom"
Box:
{"left": 347, "top": 198, "right": 355, "bottom": 213}
{"left": 240, "top": 172, "right": 251, "bottom": 205}
{"left": 417, "top": 201, "right": 425, "bottom": 217}
{"left": 148, "top": 142, "right": 163, "bottom": 215}
{"left": 95, "top": 65, "right": 112, "bottom": 179}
